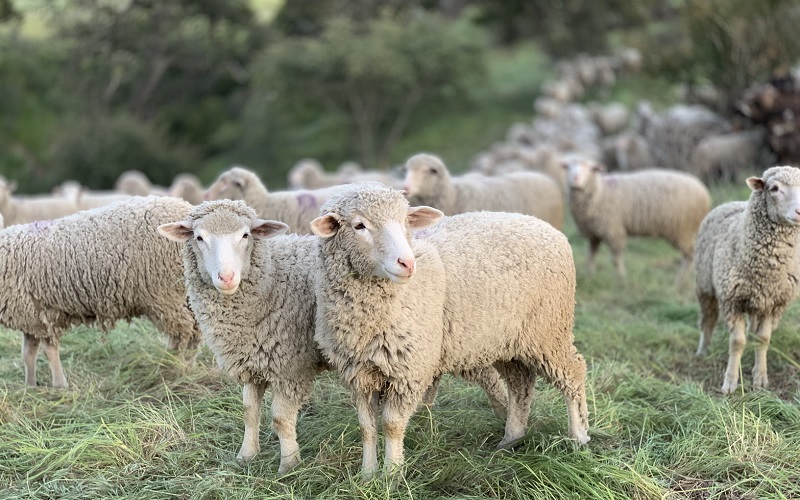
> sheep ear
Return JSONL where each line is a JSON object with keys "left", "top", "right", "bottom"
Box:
{"left": 251, "top": 219, "right": 288, "bottom": 239}
{"left": 746, "top": 176, "right": 765, "bottom": 191}
{"left": 310, "top": 213, "right": 341, "bottom": 238}
{"left": 157, "top": 221, "right": 194, "bottom": 242}
{"left": 407, "top": 206, "right": 444, "bottom": 230}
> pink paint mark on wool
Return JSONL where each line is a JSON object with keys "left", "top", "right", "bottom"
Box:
{"left": 295, "top": 193, "right": 317, "bottom": 214}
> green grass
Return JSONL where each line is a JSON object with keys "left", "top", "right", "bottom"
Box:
{"left": 2, "top": 185, "right": 800, "bottom": 499}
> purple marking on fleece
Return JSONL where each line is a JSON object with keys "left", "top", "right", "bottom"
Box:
{"left": 295, "top": 193, "right": 317, "bottom": 214}
{"left": 26, "top": 220, "right": 53, "bottom": 232}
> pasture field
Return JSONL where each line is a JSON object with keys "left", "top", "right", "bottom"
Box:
{"left": 1, "top": 182, "right": 799, "bottom": 499}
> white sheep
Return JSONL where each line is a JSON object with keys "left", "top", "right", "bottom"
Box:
{"left": 695, "top": 166, "right": 800, "bottom": 393}
{"left": 204, "top": 166, "right": 348, "bottom": 235}
{"left": 402, "top": 153, "right": 564, "bottom": 230}
{"left": 0, "top": 196, "right": 201, "bottom": 388}
{"left": 114, "top": 170, "right": 168, "bottom": 197}
{"left": 0, "top": 176, "right": 85, "bottom": 226}
{"left": 690, "top": 129, "right": 768, "bottom": 183}
{"left": 158, "top": 200, "right": 323, "bottom": 474}
{"left": 53, "top": 180, "right": 134, "bottom": 210}
{"left": 562, "top": 159, "right": 711, "bottom": 281}
{"left": 312, "top": 183, "right": 589, "bottom": 479}
{"left": 158, "top": 200, "right": 508, "bottom": 474}
{"left": 168, "top": 173, "right": 205, "bottom": 204}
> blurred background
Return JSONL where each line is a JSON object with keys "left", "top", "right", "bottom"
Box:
{"left": 1, "top": 0, "right": 799, "bottom": 193}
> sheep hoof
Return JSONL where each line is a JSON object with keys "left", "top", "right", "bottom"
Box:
{"left": 720, "top": 380, "right": 738, "bottom": 395}
{"left": 496, "top": 436, "right": 523, "bottom": 451}
{"left": 752, "top": 374, "right": 769, "bottom": 390}
{"left": 236, "top": 449, "right": 258, "bottom": 463}
{"left": 277, "top": 453, "right": 301, "bottom": 475}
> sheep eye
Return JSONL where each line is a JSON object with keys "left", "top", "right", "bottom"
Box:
{"left": 242, "top": 233, "right": 249, "bottom": 239}
{"left": 196, "top": 236, "right": 203, "bottom": 242}
{"left": 770, "top": 185, "right": 780, "bottom": 193}
{"left": 429, "top": 168, "right": 438, "bottom": 175}
{"left": 354, "top": 222, "right": 366, "bottom": 230}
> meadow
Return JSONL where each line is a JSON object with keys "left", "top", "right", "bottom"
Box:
{"left": 1, "top": 180, "right": 799, "bottom": 500}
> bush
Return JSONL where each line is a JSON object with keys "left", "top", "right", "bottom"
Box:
{"left": 47, "top": 113, "right": 200, "bottom": 190}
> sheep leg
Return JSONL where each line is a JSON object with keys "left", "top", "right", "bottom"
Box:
{"left": 542, "top": 349, "right": 590, "bottom": 445}
{"left": 721, "top": 314, "right": 747, "bottom": 394}
{"left": 696, "top": 293, "right": 719, "bottom": 356}
{"left": 237, "top": 382, "right": 266, "bottom": 462}
{"left": 355, "top": 390, "right": 380, "bottom": 481}
{"left": 459, "top": 367, "right": 508, "bottom": 419}
{"left": 22, "top": 334, "right": 40, "bottom": 387}
{"left": 382, "top": 393, "right": 418, "bottom": 476}
{"left": 272, "top": 389, "right": 304, "bottom": 474}
{"left": 420, "top": 376, "right": 441, "bottom": 407}
{"left": 495, "top": 361, "right": 535, "bottom": 449}
{"left": 674, "top": 254, "right": 692, "bottom": 289}
{"left": 586, "top": 238, "right": 601, "bottom": 274}
{"left": 41, "top": 338, "right": 68, "bottom": 388}
{"left": 608, "top": 240, "right": 627, "bottom": 279}
{"left": 751, "top": 315, "right": 773, "bottom": 390}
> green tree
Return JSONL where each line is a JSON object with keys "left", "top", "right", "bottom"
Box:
{"left": 248, "top": 11, "right": 486, "bottom": 170}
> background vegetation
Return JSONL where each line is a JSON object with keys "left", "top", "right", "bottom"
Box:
{"left": 1, "top": 184, "right": 799, "bottom": 499}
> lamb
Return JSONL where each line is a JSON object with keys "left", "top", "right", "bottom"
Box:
{"left": 168, "top": 173, "right": 205, "bottom": 204}
{"left": 0, "top": 196, "right": 201, "bottom": 388}
{"left": 402, "top": 153, "right": 564, "bottom": 230}
{"left": 695, "top": 166, "right": 800, "bottom": 394}
{"left": 157, "top": 200, "right": 507, "bottom": 474}
{"left": 562, "top": 159, "right": 711, "bottom": 281}
{"left": 0, "top": 176, "right": 82, "bottom": 226}
{"left": 158, "top": 200, "right": 324, "bottom": 474}
{"left": 312, "top": 183, "right": 589, "bottom": 479}
{"left": 204, "top": 166, "right": 349, "bottom": 235}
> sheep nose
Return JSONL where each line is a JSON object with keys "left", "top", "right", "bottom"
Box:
{"left": 218, "top": 271, "right": 235, "bottom": 284}
{"left": 397, "top": 257, "right": 415, "bottom": 274}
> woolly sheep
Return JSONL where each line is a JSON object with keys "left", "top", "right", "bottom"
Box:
{"left": 287, "top": 158, "right": 340, "bottom": 190}
{"left": 204, "top": 166, "right": 348, "bottom": 235}
{"left": 158, "top": 200, "right": 507, "bottom": 474}
{"left": 690, "top": 130, "right": 768, "bottom": 183}
{"left": 695, "top": 166, "right": 800, "bottom": 393}
{"left": 562, "top": 159, "right": 711, "bottom": 281}
{"left": 168, "top": 173, "right": 205, "bottom": 205}
{"left": 54, "top": 180, "right": 134, "bottom": 210}
{"left": 0, "top": 176, "right": 82, "bottom": 226}
{"left": 588, "top": 102, "right": 629, "bottom": 136}
{"left": 158, "top": 200, "right": 323, "bottom": 474}
{"left": 0, "top": 196, "right": 201, "bottom": 388}
{"left": 312, "top": 183, "right": 589, "bottom": 478}
{"left": 114, "top": 170, "right": 168, "bottom": 197}
{"left": 402, "top": 153, "right": 564, "bottom": 230}
{"left": 613, "top": 132, "right": 653, "bottom": 171}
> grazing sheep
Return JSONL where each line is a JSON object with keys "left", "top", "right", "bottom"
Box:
{"left": 0, "top": 176, "right": 82, "bottom": 226}
{"left": 312, "top": 183, "right": 589, "bottom": 478}
{"left": 114, "top": 170, "right": 168, "bottom": 197}
{"left": 158, "top": 200, "right": 324, "bottom": 474}
{"left": 158, "top": 200, "right": 507, "bottom": 474}
{"left": 695, "top": 166, "right": 800, "bottom": 393}
{"left": 402, "top": 153, "right": 564, "bottom": 230}
{"left": 168, "top": 173, "right": 205, "bottom": 205}
{"left": 204, "top": 166, "right": 348, "bottom": 235}
{"left": 0, "top": 196, "right": 201, "bottom": 388}
{"left": 562, "top": 159, "right": 711, "bottom": 281}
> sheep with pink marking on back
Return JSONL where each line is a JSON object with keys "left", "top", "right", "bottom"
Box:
{"left": 312, "top": 182, "right": 588, "bottom": 479}
{"left": 562, "top": 158, "right": 711, "bottom": 282}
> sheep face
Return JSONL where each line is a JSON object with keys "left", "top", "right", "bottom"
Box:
{"left": 311, "top": 193, "right": 442, "bottom": 284}
{"left": 562, "top": 158, "right": 603, "bottom": 190}
{"left": 401, "top": 154, "right": 449, "bottom": 200}
{"left": 158, "top": 207, "right": 288, "bottom": 295}
{"left": 205, "top": 167, "right": 255, "bottom": 202}
{"left": 747, "top": 166, "right": 800, "bottom": 225}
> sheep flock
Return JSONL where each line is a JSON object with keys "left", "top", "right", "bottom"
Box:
{"left": 3, "top": 48, "right": 800, "bottom": 479}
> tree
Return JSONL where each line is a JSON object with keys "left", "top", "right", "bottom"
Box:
{"left": 250, "top": 11, "right": 486, "bottom": 169}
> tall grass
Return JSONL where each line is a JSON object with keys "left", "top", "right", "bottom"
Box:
{"left": 1, "top": 185, "right": 799, "bottom": 499}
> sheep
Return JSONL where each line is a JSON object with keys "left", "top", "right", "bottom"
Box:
{"left": 562, "top": 159, "right": 711, "bottom": 281}
{"left": 158, "top": 199, "right": 508, "bottom": 474}
{"left": 402, "top": 153, "right": 564, "bottom": 230}
{"left": 613, "top": 132, "right": 653, "bottom": 171}
{"left": 0, "top": 196, "right": 201, "bottom": 388}
{"left": 690, "top": 130, "right": 769, "bottom": 183}
{"left": 312, "top": 182, "right": 589, "bottom": 479}
{"left": 287, "top": 159, "right": 340, "bottom": 190}
{"left": 157, "top": 200, "right": 324, "bottom": 474}
{"left": 168, "top": 173, "right": 205, "bottom": 204}
{"left": 695, "top": 166, "right": 800, "bottom": 394}
{"left": 53, "top": 180, "right": 134, "bottom": 210}
{"left": 204, "top": 166, "right": 349, "bottom": 235}
{"left": 114, "top": 170, "right": 168, "bottom": 197}
{"left": 588, "top": 102, "right": 629, "bottom": 136}
{"left": 0, "top": 176, "right": 82, "bottom": 226}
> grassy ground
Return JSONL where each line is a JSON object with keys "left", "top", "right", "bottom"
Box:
{"left": 1, "top": 184, "right": 799, "bottom": 499}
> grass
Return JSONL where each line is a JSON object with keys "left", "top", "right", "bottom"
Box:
{"left": 2, "top": 185, "right": 800, "bottom": 499}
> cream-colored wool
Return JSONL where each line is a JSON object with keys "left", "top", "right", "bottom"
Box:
{"left": 313, "top": 183, "right": 588, "bottom": 479}
{"left": 402, "top": 153, "right": 564, "bottom": 229}
{"left": 168, "top": 173, "right": 205, "bottom": 205}
{"left": 0, "top": 176, "right": 83, "bottom": 226}
{"left": 695, "top": 166, "right": 800, "bottom": 393}
{"left": 564, "top": 161, "right": 711, "bottom": 281}
{"left": 160, "top": 200, "right": 326, "bottom": 475}
{"left": 204, "top": 166, "right": 348, "bottom": 234}
{"left": 0, "top": 196, "right": 200, "bottom": 388}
